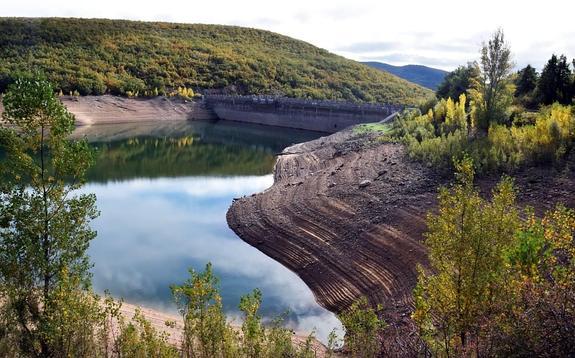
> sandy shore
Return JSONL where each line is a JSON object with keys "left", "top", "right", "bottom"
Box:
{"left": 119, "top": 301, "right": 332, "bottom": 355}
{"left": 227, "top": 126, "right": 575, "bottom": 353}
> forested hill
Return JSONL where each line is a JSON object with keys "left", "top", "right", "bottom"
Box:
{"left": 0, "top": 18, "right": 432, "bottom": 105}
{"left": 362, "top": 62, "right": 448, "bottom": 90}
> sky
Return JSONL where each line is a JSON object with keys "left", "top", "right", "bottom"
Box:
{"left": 1, "top": 0, "right": 574, "bottom": 71}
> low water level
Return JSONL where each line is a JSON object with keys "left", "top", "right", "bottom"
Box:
{"left": 73, "top": 120, "right": 342, "bottom": 342}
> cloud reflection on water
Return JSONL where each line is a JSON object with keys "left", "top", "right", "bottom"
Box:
{"left": 84, "top": 175, "right": 342, "bottom": 343}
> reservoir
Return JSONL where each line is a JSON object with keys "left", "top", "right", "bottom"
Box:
{"left": 73, "top": 120, "right": 341, "bottom": 342}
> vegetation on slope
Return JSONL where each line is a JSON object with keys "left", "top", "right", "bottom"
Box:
{"left": 384, "top": 29, "right": 575, "bottom": 173}
{"left": 0, "top": 17, "right": 432, "bottom": 104}
{"left": 363, "top": 62, "right": 448, "bottom": 90}
{"left": 414, "top": 157, "right": 575, "bottom": 356}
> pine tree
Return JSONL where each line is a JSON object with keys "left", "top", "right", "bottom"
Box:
{"left": 537, "top": 54, "right": 573, "bottom": 105}
{"left": 515, "top": 65, "right": 538, "bottom": 97}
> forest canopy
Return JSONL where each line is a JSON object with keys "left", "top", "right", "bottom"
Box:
{"left": 0, "top": 17, "right": 432, "bottom": 105}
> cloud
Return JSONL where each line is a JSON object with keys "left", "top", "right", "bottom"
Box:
{"left": 231, "top": 17, "right": 282, "bottom": 28}
{"left": 86, "top": 175, "right": 342, "bottom": 344}
{"left": 337, "top": 41, "right": 402, "bottom": 53}
{"left": 293, "top": 11, "right": 311, "bottom": 24}
{"left": 84, "top": 176, "right": 274, "bottom": 199}
{"left": 334, "top": 32, "right": 492, "bottom": 70}
{"left": 323, "top": 5, "right": 368, "bottom": 21}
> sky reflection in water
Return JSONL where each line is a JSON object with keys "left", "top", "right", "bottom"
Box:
{"left": 79, "top": 121, "right": 341, "bottom": 342}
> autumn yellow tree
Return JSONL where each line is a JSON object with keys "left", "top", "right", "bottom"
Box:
{"left": 413, "top": 157, "right": 520, "bottom": 356}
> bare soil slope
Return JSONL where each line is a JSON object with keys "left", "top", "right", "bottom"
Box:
{"left": 227, "top": 127, "right": 575, "bottom": 351}
{"left": 0, "top": 95, "right": 215, "bottom": 125}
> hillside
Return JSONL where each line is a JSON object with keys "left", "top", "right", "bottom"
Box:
{"left": 362, "top": 61, "right": 448, "bottom": 90}
{"left": 0, "top": 18, "right": 432, "bottom": 105}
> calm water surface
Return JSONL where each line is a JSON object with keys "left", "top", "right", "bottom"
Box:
{"left": 74, "top": 120, "right": 342, "bottom": 342}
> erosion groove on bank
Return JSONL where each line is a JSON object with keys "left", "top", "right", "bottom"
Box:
{"left": 226, "top": 127, "right": 575, "bottom": 350}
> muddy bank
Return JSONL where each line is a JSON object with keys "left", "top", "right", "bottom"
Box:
{"left": 1, "top": 95, "right": 217, "bottom": 125}
{"left": 227, "top": 127, "right": 575, "bottom": 351}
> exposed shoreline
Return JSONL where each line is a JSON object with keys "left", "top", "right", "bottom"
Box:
{"left": 61, "top": 95, "right": 217, "bottom": 125}
{"left": 119, "top": 301, "right": 331, "bottom": 355}
{"left": 226, "top": 126, "right": 575, "bottom": 352}
{"left": 0, "top": 95, "right": 216, "bottom": 126}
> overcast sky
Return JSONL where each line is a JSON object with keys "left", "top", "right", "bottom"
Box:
{"left": 2, "top": 0, "right": 574, "bottom": 71}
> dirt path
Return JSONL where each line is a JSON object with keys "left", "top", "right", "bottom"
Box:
{"left": 227, "top": 127, "right": 575, "bottom": 353}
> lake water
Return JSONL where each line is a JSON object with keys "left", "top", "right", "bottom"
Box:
{"left": 74, "top": 120, "right": 342, "bottom": 343}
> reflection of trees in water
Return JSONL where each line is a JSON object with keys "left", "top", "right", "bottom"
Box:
{"left": 87, "top": 136, "right": 277, "bottom": 182}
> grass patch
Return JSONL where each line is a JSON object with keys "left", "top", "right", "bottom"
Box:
{"left": 353, "top": 123, "right": 392, "bottom": 135}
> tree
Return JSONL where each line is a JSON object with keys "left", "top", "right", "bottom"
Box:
{"left": 171, "top": 263, "right": 237, "bottom": 358}
{"left": 537, "top": 54, "right": 573, "bottom": 105}
{"left": 515, "top": 65, "right": 538, "bottom": 97}
{"left": 491, "top": 206, "right": 575, "bottom": 357}
{"left": 436, "top": 63, "right": 480, "bottom": 101}
{"left": 572, "top": 59, "right": 575, "bottom": 102}
{"left": 470, "top": 29, "right": 514, "bottom": 132}
{"left": 171, "top": 263, "right": 318, "bottom": 357}
{"left": 413, "top": 157, "right": 520, "bottom": 356}
{"left": 514, "top": 65, "right": 539, "bottom": 109}
{"left": 338, "top": 298, "right": 386, "bottom": 358}
{"left": 0, "top": 77, "right": 99, "bottom": 356}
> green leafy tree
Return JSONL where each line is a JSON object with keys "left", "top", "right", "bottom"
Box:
{"left": 171, "top": 263, "right": 238, "bottom": 358}
{"left": 413, "top": 157, "right": 520, "bottom": 356}
{"left": 0, "top": 77, "right": 99, "bottom": 356}
{"left": 514, "top": 64, "right": 539, "bottom": 108}
{"left": 239, "top": 289, "right": 265, "bottom": 358}
{"left": 436, "top": 63, "right": 480, "bottom": 101}
{"left": 339, "top": 297, "right": 386, "bottom": 358}
{"left": 537, "top": 54, "right": 573, "bottom": 105}
{"left": 489, "top": 206, "right": 575, "bottom": 356}
{"left": 470, "top": 29, "right": 514, "bottom": 132}
{"left": 113, "top": 308, "right": 178, "bottom": 358}
{"left": 171, "top": 264, "right": 319, "bottom": 358}
{"left": 515, "top": 65, "right": 538, "bottom": 97}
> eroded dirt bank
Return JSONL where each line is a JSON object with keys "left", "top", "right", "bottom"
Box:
{"left": 227, "top": 127, "right": 575, "bottom": 352}
{"left": 0, "top": 95, "right": 216, "bottom": 125}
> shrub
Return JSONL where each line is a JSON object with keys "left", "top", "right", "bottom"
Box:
{"left": 339, "top": 297, "right": 386, "bottom": 358}
{"left": 392, "top": 102, "right": 575, "bottom": 173}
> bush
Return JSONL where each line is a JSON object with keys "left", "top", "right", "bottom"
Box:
{"left": 113, "top": 308, "right": 178, "bottom": 358}
{"left": 392, "top": 101, "right": 575, "bottom": 173}
{"left": 339, "top": 297, "right": 386, "bottom": 358}
{"left": 413, "top": 159, "right": 575, "bottom": 356}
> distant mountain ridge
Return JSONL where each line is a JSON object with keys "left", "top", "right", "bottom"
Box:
{"left": 362, "top": 62, "right": 448, "bottom": 90}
